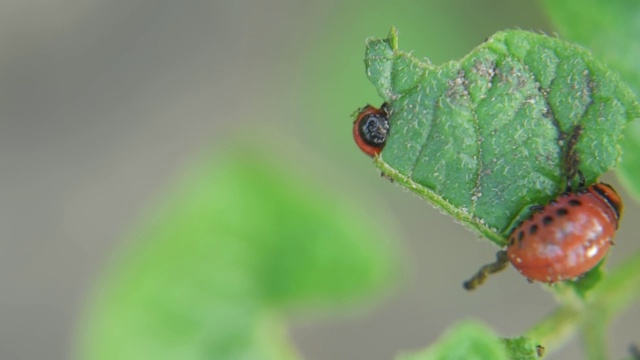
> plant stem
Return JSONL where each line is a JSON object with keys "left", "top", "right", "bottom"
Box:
{"left": 525, "top": 251, "right": 640, "bottom": 358}
{"left": 525, "top": 302, "right": 582, "bottom": 355}
{"left": 580, "top": 315, "right": 608, "bottom": 360}
{"left": 590, "top": 251, "right": 640, "bottom": 319}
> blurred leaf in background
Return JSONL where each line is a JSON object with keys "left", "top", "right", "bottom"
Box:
{"left": 395, "top": 322, "right": 509, "bottom": 360}
{"left": 78, "top": 146, "right": 397, "bottom": 360}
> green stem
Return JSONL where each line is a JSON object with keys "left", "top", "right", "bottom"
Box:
{"left": 525, "top": 251, "right": 640, "bottom": 358}
{"left": 590, "top": 251, "right": 640, "bottom": 319}
{"left": 525, "top": 301, "right": 582, "bottom": 355}
{"left": 259, "top": 312, "right": 302, "bottom": 360}
{"left": 582, "top": 251, "right": 640, "bottom": 360}
{"left": 580, "top": 315, "right": 608, "bottom": 360}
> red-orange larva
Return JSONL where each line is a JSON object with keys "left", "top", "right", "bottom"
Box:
{"left": 507, "top": 182, "right": 622, "bottom": 283}
{"left": 353, "top": 104, "right": 389, "bottom": 157}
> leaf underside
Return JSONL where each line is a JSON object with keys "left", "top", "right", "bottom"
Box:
{"left": 366, "top": 28, "right": 640, "bottom": 246}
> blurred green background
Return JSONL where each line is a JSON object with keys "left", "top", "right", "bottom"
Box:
{"left": 2, "top": 1, "right": 638, "bottom": 359}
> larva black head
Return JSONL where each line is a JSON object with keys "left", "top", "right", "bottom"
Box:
{"left": 353, "top": 103, "right": 390, "bottom": 157}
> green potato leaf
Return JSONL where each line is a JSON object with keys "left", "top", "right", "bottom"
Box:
{"left": 542, "top": 0, "right": 640, "bottom": 97}
{"left": 502, "top": 337, "right": 544, "bottom": 360}
{"left": 395, "top": 321, "right": 508, "bottom": 360}
{"left": 365, "top": 28, "right": 640, "bottom": 245}
{"left": 542, "top": 0, "right": 640, "bottom": 201}
{"left": 78, "top": 147, "right": 396, "bottom": 360}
